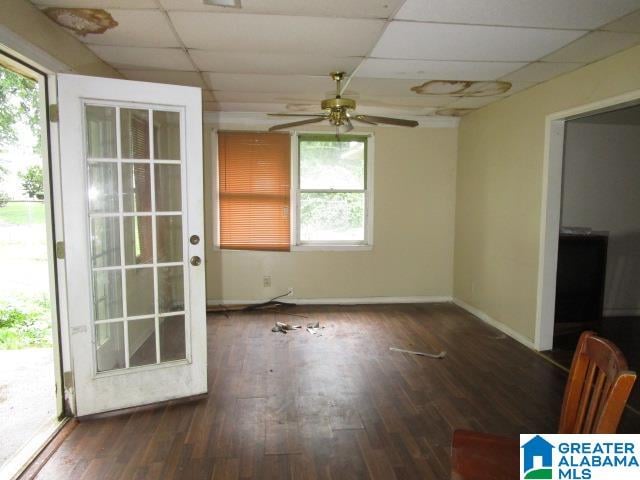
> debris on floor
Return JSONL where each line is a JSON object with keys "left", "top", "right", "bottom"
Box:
{"left": 306, "top": 321, "right": 325, "bottom": 335}
{"left": 389, "top": 346, "right": 446, "bottom": 359}
{"left": 271, "top": 321, "right": 301, "bottom": 334}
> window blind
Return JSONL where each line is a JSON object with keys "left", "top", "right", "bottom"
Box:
{"left": 218, "top": 132, "right": 290, "bottom": 251}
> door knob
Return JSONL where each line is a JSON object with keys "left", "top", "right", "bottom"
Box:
{"left": 190, "top": 235, "right": 200, "bottom": 245}
{"left": 190, "top": 256, "right": 202, "bottom": 266}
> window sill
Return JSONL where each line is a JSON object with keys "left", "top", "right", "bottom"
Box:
{"left": 291, "top": 244, "right": 373, "bottom": 252}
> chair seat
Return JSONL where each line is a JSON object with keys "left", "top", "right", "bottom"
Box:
{"left": 450, "top": 430, "right": 520, "bottom": 480}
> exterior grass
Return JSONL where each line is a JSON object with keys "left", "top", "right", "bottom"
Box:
{"left": 0, "top": 297, "right": 52, "bottom": 349}
{"left": 0, "top": 201, "right": 45, "bottom": 225}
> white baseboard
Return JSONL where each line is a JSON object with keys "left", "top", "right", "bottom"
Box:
{"left": 207, "top": 295, "right": 452, "bottom": 307}
{"left": 452, "top": 298, "right": 536, "bottom": 350}
{"left": 603, "top": 308, "right": 640, "bottom": 317}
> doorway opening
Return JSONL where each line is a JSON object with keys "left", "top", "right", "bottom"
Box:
{"left": 537, "top": 92, "right": 640, "bottom": 412}
{"left": 0, "top": 54, "right": 62, "bottom": 477}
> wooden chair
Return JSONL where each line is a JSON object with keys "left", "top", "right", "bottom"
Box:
{"left": 450, "top": 331, "right": 636, "bottom": 480}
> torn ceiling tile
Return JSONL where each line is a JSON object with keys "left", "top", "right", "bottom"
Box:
{"left": 436, "top": 108, "right": 477, "bottom": 117}
{"left": 44, "top": 8, "right": 118, "bottom": 36}
{"left": 411, "top": 80, "right": 512, "bottom": 97}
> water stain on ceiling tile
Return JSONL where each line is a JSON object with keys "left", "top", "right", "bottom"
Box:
{"left": 411, "top": 80, "right": 512, "bottom": 97}
{"left": 44, "top": 8, "right": 118, "bottom": 36}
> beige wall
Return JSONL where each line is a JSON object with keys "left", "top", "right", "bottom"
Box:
{"left": 204, "top": 124, "right": 458, "bottom": 303}
{"left": 454, "top": 44, "right": 640, "bottom": 343}
{"left": 2, "top": 0, "right": 120, "bottom": 77}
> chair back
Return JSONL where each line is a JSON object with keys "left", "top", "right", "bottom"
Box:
{"left": 558, "top": 331, "right": 636, "bottom": 434}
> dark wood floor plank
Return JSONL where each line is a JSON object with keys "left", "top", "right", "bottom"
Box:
{"left": 32, "top": 303, "right": 640, "bottom": 480}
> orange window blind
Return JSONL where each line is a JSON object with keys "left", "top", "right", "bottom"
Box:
{"left": 218, "top": 132, "right": 291, "bottom": 251}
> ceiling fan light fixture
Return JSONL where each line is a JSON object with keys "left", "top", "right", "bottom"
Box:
{"left": 203, "top": 0, "right": 241, "bottom": 8}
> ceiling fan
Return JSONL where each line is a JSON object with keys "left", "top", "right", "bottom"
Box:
{"left": 268, "top": 72, "right": 419, "bottom": 132}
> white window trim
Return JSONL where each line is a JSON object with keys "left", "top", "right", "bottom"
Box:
{"left": 291, "top": 131, "right": 374, "bottom": 252}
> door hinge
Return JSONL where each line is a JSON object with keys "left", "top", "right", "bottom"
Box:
{"left": 49, "top": 104, "right": 59, "bottom": 123}
{"left": 55, "top": 241, "right": 65, "bottom": 259}
{"left": 63, "top": 371, "right": 74, "bottom": 389}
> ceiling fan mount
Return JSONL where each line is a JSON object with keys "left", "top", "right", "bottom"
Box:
{"left": 268, "top": 72, "right": 419, "bottom": 132}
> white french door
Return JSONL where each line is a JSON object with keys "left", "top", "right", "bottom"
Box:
{"left": 57, "top": 74, "right": 206, "bottom": 416}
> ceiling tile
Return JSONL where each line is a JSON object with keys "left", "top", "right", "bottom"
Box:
{"left": 190, "top": 50, "right": 361, "bottom": 76}
{"left": 159, "top": 0, "right": 404, "bottom": 18}
{"left": 357, "top": 58, "right": 527, "bottom": 80}
{"left": 205, "top": 73, "right": 335, "bottom": 95}
{"left": 120, "top": 70, "right": 206, "bottom": 88}
{"left": 370, "top": 22, "right": 586, "bottom": 61}
{"left": 88, "top": 45, "right": 194, "bottom": 70}
{"left": 395, "top": 0, "right": 640, "bottom": 29}
{"left": 35, "top": 0, "right": 157, "bottom": 8}
{"left": 354, "top": 101, "right": 438, "bottom": 116}
{"left": 348, "top": 77, "right": 429, "bottom": 97}
{"left": 501, "top": 81, "right": 538, "bottom": 96}
{"left": 169, "top": 12, "right": 384, "bottom": 55}
{"left": 542, "top": 31, "right": 640, "bottom": 63}
{"left": 215, "top": 102, "right": 289, "bottom": 113}
{"left": 447, "top": 96, "right": 503, "bottom": 108}
{"left": 602, "top": 9, "right": 640, "bottom": 33}
{"left": 74, "top": 10, "right": 180, "bottom": 47}
{"left": 500, "top": 62, "right": 583, "bottom": 82}
{"left": 209, "top": 91, "right": 320, "bottom": 103}
{"left": 357, "top": 94, "right": 459, "bottom": 108}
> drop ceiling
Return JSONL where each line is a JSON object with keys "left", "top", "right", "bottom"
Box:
{"left": 33, "top": 0, "right": 640, "bottom": 118}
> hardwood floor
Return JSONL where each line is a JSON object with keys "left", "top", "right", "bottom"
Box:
{"left": 34, "top": 304, "right": 640, "bottom": 479}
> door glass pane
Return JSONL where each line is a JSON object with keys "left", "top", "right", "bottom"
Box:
{"left": 122, "top": 163, "right": 151, "bottom": 213}
{"left": 128, "top": 318, "right": 156, "bottom": 367}
{"left": 155, "top": 164, "right": 181, "bottom": 211}
{"left": 157, "top": 216, "right": 182, "bottom": 263}
{"left": 153, "top": 111, "right": 181, "bottom": 160}
{"left": 121, "top": 108, "right": 150, "bottom": 159}
{"left": 96, "top": 322, "right": 125, "bottom": 372}
{"left": 91, "top": 217, "right": 120, "bottom": 268}
{"left": 126, "top": 268, "right": 155, "bottom": 317}
{"left": 86, "top": 103, "right": 188, "bottom": 373}
{"left": 86, "top": 105, "right": 117, "bottom": 158}
{"left": 93, "top": 270, "right": 122, "bottom": 321}
{"left": 88, "top": 163, "right": 119, "bottom": 213}
{"left": 158, "top": 266, "right": 184, "bottom": 313}
{"left": 160, "top": 315, "right": 185, "bottom": 362}
{"left": 124, "top": 216, "right": 153, "bottom": 265}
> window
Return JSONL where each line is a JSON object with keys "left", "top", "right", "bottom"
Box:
{"left": 295, "top": 134, "right": 372, "bottom": 248}
{"left": 217, "top": 132, "right": 290, "bottom": 251}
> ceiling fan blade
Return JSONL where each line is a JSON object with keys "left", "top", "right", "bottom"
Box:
{"left": 268, "top": 117, "right": 326, "bottom": 131}
{"left": 356, "top": 115, "right": 418, "bottom": 127}
{"left": 352, "top": 114, "right": 378, "bottom": 126}
{"left": 268, "top": 113, "right": 326, "bottom": 117}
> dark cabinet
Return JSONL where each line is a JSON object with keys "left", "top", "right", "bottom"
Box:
{"left": 555, "top": 234, "right": 608, "bottom": 328}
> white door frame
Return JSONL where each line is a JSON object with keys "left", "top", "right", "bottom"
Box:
{"left": 535, "top": 88, "right": 640, "bottom": 351}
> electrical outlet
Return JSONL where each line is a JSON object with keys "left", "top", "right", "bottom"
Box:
{"left": 263, "top": 275, "right": 271, "bottom": 287}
